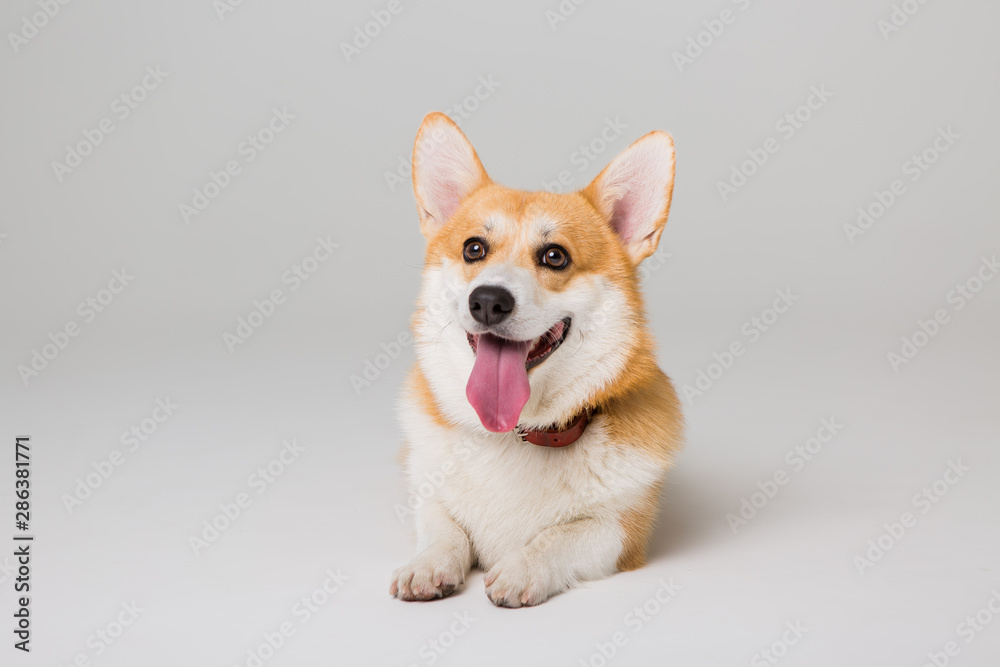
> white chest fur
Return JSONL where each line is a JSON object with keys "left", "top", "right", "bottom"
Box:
{"left": 399, "top": 395, "right": 664, "bottom": 569}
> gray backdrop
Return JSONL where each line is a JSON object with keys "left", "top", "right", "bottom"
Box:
{"left": 2, "top": 0, "right": 998, "bottom": 665}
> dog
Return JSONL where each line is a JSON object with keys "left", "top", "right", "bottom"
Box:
{"left": 390, "top": 112, "right": 684, "bottom": 607}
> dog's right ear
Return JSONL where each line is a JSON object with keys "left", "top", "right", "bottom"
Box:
{"left": 412, "top": 112, "right": 491, "bottom": 238}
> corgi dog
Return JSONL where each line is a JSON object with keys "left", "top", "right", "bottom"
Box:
{"left": 390, "top": 113, "right": 683, "bottom": 607}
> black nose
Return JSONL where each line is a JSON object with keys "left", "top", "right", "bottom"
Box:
{"left": 469, "top": 285, "right": 515, "bottom": 326}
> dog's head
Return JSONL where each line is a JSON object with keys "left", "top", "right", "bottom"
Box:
{"left": 410, "top": 113, "right": 675, "bottom": 434}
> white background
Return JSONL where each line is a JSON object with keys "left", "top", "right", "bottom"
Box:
{"left": 1, "top": 1, "right": 998, "bottom": 665}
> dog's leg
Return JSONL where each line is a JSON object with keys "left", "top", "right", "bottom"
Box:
{"left": 484, "top": 517, "right": 620, "bottom": 607}
{"left": 390, "top": 499, "right": 472, "bottom": 601}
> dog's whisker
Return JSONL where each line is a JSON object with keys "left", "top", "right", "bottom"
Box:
{"left": 432, "top": 321, "right": 454, "bottom": 345}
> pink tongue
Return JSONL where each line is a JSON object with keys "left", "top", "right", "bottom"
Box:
{"left": 466, "top": 333, "right": 531, "bottom": 432}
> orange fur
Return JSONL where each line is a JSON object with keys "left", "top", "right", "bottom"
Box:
{"left": 617, "top": 480, "right": 665, "bottom": 571}
{"left": 405, "top": 364, "right": 450, "bottom": 428}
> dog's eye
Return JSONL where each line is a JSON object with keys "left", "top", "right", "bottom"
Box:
{"left": 540, "top": 244, "right": 570, "bottom": 270}
{"left": 463, "top": 238, "right": 488, "bottom": 262}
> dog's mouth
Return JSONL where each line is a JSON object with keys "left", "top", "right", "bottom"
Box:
{"left": 465, "top": 318, "right": 571, "bottom": 433}
{"left": 466, "top": 317, "right": 571, "bottom": 371}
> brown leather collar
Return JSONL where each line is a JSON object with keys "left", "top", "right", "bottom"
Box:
{"left": 517, "top": 407, "right": 594, "bottom": 448}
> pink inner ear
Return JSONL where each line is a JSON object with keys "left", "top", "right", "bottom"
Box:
{"left": 599, "top": 140, "right": 673, "bottom": 247}
{"left": 612, "top": 191, "right": 643, "bottom": 243}
{"left": 429, "top": 181, "right": 461, "bottom": 222}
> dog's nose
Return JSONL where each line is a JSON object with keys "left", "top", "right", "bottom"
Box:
{"left": 469, "top": 285, "right": 515, "bottom": 326}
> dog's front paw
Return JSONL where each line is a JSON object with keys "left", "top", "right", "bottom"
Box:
{"left": 484, "top": 548, "right": 559, "bottom": 608}
{"left": 390, "top": 549, "right": 467, "bottom": 601}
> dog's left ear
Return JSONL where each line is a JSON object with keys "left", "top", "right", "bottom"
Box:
{"left": 412, "top": 112, "right": 491, "bottom": 239}
{"left": 581, "top": 131, "right": 675, "bottom": 265}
